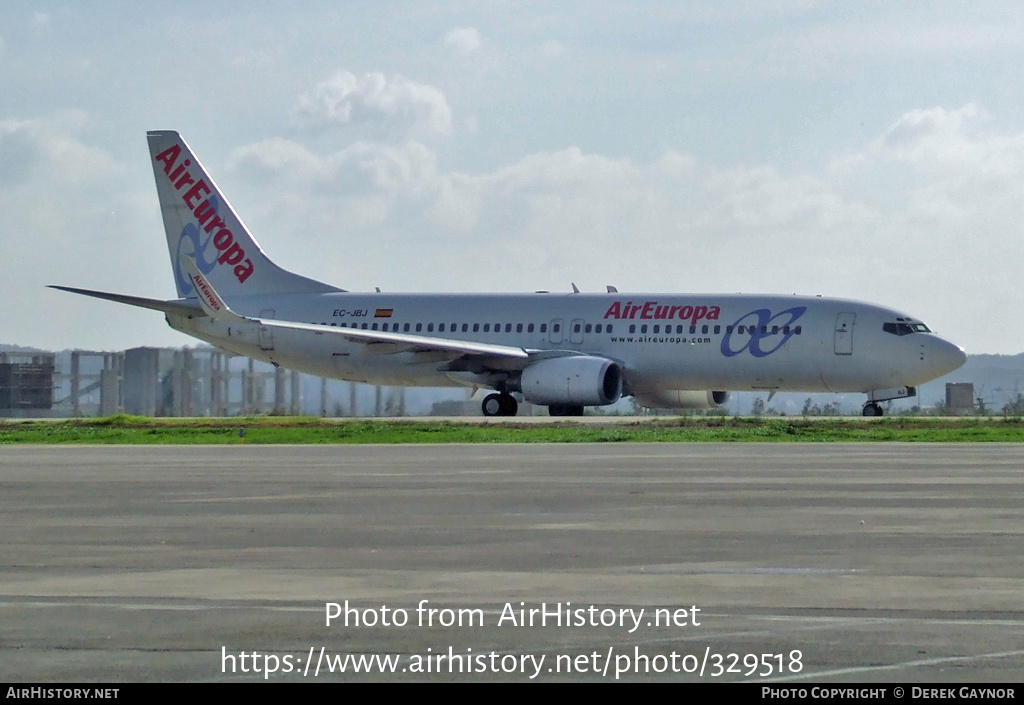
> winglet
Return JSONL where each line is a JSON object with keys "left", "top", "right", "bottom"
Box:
{"left": 181, "top": 256, "right": 246, "bottom": 322}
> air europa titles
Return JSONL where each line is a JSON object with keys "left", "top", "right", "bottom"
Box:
{"left": 603, "top": 301, "right": 720, "bottom": 326}
{"left": 154, "top": 144, "right": 255, "bottom": 284}
{"left": 190, "top": 273, "right": 221, "bottom": 312}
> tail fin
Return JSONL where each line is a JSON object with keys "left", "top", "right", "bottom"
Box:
{"left": 147, "top": 130, "right": 342, "bottom": 299}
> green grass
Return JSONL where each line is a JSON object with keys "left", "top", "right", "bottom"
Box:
{"left": 1, "top": 415, "right": 1023, "bottom": 444}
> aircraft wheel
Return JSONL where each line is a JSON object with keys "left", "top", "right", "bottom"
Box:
{"left": 862, "top": 402, "right": 883, "bottom": 417}
{"left": 482, "top": 393, "right": 503, "bottom": 417}
{"left": 499, "top": 394, "right": 518, "bottom": 417}
{"left": 548, "top": 404, "right": 565, "bottom": 417}
{"left": 566, "top": 405, "right": 585, "bottom": 416}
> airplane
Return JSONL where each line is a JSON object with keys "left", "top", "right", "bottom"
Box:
{"left": 52, "top": 130, "right": 967, "bottom": 417}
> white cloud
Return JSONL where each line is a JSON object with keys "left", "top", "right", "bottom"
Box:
{"left": 873, "top": 105, "right": 1024, "bottom": 176}
{"left": 832, "top": 104, "right": 1024, "bottom": 208}
{"left": 0, "top": 111, "right": 122, "bottom": 186}
{"left": 880, "top": 105, "right": 986, "bottom": 151}
{"left": 444, "top": 27, "right": 481, "bottom": 55}
{"left": 228, "top": 137, "right": 438, "bottom": 196}
{"left": 227, "top": 137, "right": 335, "bottom": 185}
{"left": 295, "top": 70, "right": 452, "bottom": 138}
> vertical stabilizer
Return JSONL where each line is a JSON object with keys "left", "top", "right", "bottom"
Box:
{"left": 147, "top": 130, "right": 341, "bottom": 298}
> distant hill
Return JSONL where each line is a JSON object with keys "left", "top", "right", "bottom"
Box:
{"left": 944, "top": 352, "right": 1024, "bottom": 412}
{"left": 0, "top": 344, "right": 48, "bottom": 354}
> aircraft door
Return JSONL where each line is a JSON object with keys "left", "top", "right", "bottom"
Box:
{"left": 259, "top": 309, "right": 275, "bottom": 351}
{"left": 549, "top": 318, "right": 564, "bottom": 344}
{"left": 569, "top": 318, "right": 585, "bottom": 345}
{"left": 834, "top": 312, "right": 855, "bottom": 355}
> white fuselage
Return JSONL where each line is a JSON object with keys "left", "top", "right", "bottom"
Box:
{"left": 168, "top": 291, "right": 966, "bottom": 397}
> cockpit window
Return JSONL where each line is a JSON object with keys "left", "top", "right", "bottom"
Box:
{"left": 883, "top": 321, "right": 931, "bottom": 336}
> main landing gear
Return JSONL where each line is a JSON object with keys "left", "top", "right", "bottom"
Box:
{"left": 862, "top": 402, "right": 884, "bottom": 417}
{"left": 480, "top": 394, "right": 585, "bottom": 417}
{"left": 482, "top": 393, "right": 518, "bottom": 417}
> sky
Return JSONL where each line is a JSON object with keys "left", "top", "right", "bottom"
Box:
{"left": 3, "top": 1, "right": 1023, "bottom": 354}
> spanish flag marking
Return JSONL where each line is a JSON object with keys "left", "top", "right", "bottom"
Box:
{"left": 374, "top": 308, "right": 394, "bottom": 318}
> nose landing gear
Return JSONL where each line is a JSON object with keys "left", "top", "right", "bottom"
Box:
{"left": 862, "top": 386, "right": 916, "bottom": 417}
{"left": 862, "top": 402, "right": 884, "bottom": 417}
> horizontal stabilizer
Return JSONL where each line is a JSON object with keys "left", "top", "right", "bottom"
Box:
{"left": 49, "top": 285, "right": 204, "bottom": 316}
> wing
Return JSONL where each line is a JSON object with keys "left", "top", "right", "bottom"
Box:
{"left": 180, "top": 257, "right": 532, "bottom": 363}
{"left": 254, "top": 317, "right": 531, "bottom": 360}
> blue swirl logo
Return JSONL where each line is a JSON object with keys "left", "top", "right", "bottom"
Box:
{"left": 721, "top": 306, "right": 807, "bottom": 358}
{"left": 174, "top": 195, "right": 221, "bottom": 296}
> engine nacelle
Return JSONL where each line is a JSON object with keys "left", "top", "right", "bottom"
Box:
{"left": 520, "top": 356, "right": 622, "bottom": 406}
{"left": 632, "top": 389, "right": 729, "bottom": 410}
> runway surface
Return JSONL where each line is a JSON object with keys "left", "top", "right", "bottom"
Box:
{"left": 2, "top": 444, "right": 1022, "bottom": 682}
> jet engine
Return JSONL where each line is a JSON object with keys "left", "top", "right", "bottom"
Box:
{"left": 520, "top": 356, "right": 622, "bottom": 406}
{"left": 632, "top": 389, "right": 729, "bottom": 410}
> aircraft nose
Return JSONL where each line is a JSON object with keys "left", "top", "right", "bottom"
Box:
{"left": 930, "top": 337, "right": 967, "bottom": 376}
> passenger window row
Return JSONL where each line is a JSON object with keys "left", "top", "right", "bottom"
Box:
{"left": 626, "top": 324, "right": 802, "bottom": 336}
{"left": 311, "top": 321, "right": 615, "bottom": 334}
{"left": 310, "top": 319, "right": 806, "bottom": 338}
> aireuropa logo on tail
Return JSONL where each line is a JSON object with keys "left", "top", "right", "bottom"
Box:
{"left": 154, "top": 144, "right": 255, "bottom": 289}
